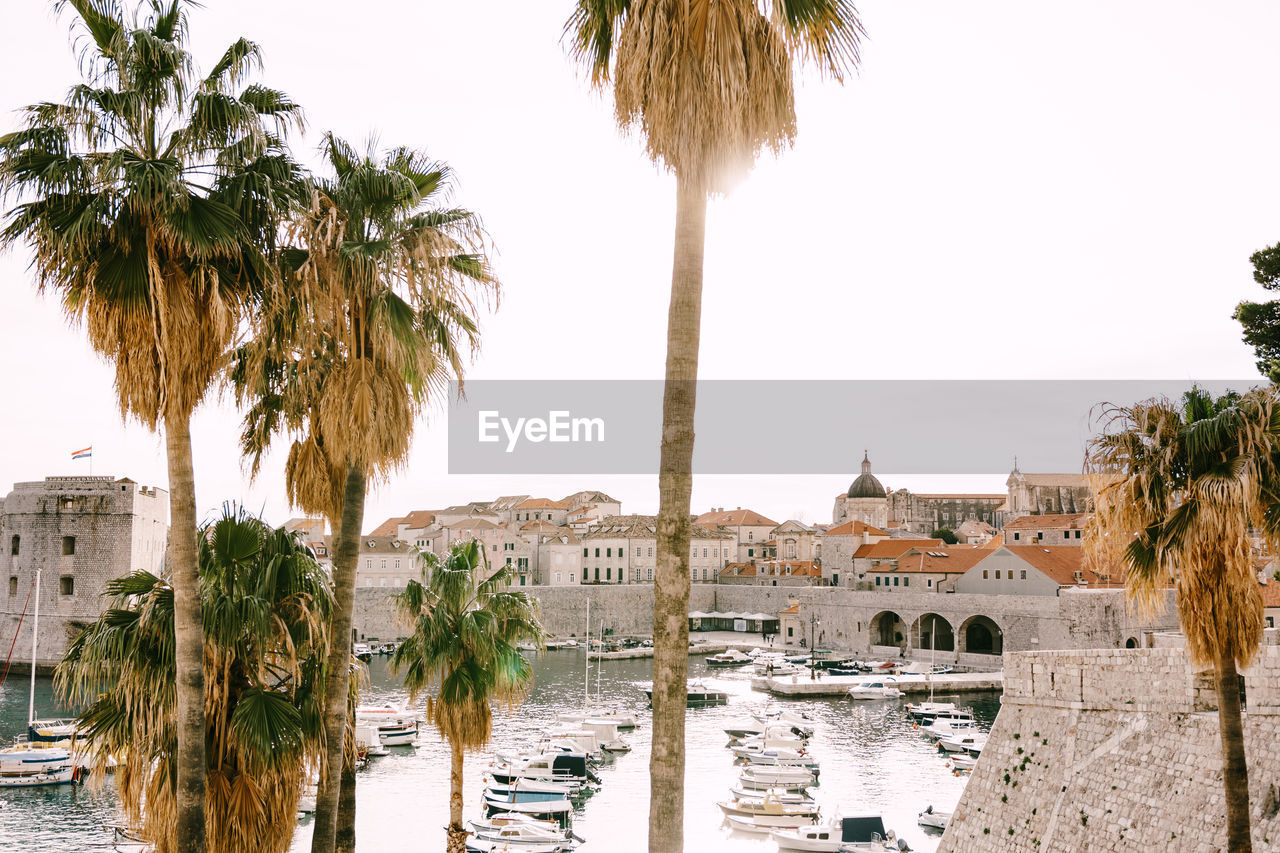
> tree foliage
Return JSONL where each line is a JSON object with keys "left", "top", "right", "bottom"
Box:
{"left": 930, "top": 527, "right": 958, "bottom": 545}
{"left": 56, "top": 507, "right": 332, "bottom": 853}
{"left": 1234, "top": 243, "right": 1280, "bottom": 383}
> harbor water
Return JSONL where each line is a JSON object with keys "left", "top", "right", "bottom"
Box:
{"left": 0, "top": 651, "right": 998, "bottom": 852}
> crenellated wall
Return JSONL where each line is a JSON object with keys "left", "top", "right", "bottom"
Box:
{"left": 938, "top": 645, "right": 1280, "bottom": 852}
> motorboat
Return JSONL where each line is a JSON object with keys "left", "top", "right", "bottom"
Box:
{"left": 488, "top": 751, "right": 599, "bottom": 789}
{"left": 905, "top": 701, "right": 974, "bottom": 723}
{"left": 469, "top": 818, "right": 576, "bottom": 849}
{"left": 758, "top": 661, "right": 804, "bottom": 677}
{"left": 738, "top": 765, "right": 818, "bottom": 790}
{"left": 774, "top": 816, "right": 905, "bottom": 852}
{"left": 919, "top": 718, "right": 979, "bottom": 741}
{"left": 641, "top": 680, "right": 727, "bottom": 707}
{"left": 0, "top": 745, "right": 75, "bottom": 787}
{"left": 917, "top": 805, "right": 951, "bottom": 830}
{"left": 947, "top": 755, "right": 977, "bottom": 773}
{"left": 731, "top": 735, "right": 806, "bottom": 757}
{"left": 725, "top": 812, "right": 819, "bottom": 833}
{"left": 771, "top": 822, "right": 847, "bottom": 852}
{"left": 556, "top": 706, "right": 640, "bottom": 730}
{"left": 469, "top": 813, "right": 568, "bottom": 837}
{"left": 482, "top": 789, "right": 574, "bottom": 827}
{"left": 848, "top": 680, "right": 904, "bottom": 701}
{"left": 706, "top": 649, "right": 753, "bottom": 667}
{"left": 716, "top": 792, "right": 820, "bottom": 819}
{"left": 544, "top": 638, "right": 578, "bottom": 650}
{"left": 728, "top": 785, "right": 815, "bottom": 804}
{"left": 743, "top": 749, "right": 820, "bottom": 771}
{"left": 355, "top": 703, "right": 420, "bottom": 746}
{"left": 372, "top": 719, "right": 418, "bottom": 746}
{"left": 578, "top": 719, "right": 630, "bottom": 753}
{"left": 353, "top": 642, "right": 373, "bottom": 663}
{"left": 355, "top": 724, "right": 390, "bottom": 758}
{"left": 939, "top": 732, "right": 987, "bottom": 755}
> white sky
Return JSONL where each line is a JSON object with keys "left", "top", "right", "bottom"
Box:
{"left": 1, "top": 1, "right": 1276, "bottom": 530}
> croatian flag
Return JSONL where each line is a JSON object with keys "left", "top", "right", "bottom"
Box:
{"left": 71, "top": 446, "right": 92, "bottom": 460}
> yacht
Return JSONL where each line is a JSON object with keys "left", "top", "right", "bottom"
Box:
{"left": 725, "top": 812, "right": 819, "bottom": 833}
{"left": 939, "top": 732, "right": 987, "bottom": 755}
{"left": 847, "top": 680, "right": 904, "bottom": 701}
{"left": 706, "top": 649, "right": 753, "bottom": 667}
{"left": 482, "top": 787, "right": 574, "bottom": 827}
{"left": 0, "top": 745, "right": 75, "bottom": 787}
{"left": 743, "top": 749, "right": 820, "bottom": 771}
{"left": 641, "top": 679, "right": 727, "bottom": 706}
{"left": 716, "top": 792, "right": 820, "bottom": 819}
{"left": 773, "top": 815, "right": 905, "bottom": 852}
{"left": 738, "top": 765, "right": 818, "bottom": 790}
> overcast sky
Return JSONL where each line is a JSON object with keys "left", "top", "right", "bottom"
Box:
{"left": 1, "top": 1, "right": 1276, "bottom": 530}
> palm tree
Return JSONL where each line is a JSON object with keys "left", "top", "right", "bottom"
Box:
{"left": 232, "top": 133, "right": 497, "bottom": 853}
{"left": 0, "top": 4, "right": 303, "bottom": 848}
{"left": 391, "top": 540, "right": 545, "bottom": 853}
{"left": 563, "top": 3, "right": 864, "bottom": 848}
{"left": 1086, "top": 387, "right": 1280, "bottom": 852}
{"left": 56, "top": 507, "right": 332, "bottom": 853}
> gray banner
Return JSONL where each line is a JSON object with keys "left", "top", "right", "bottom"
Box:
{"left": 446, "top": 380, "right": 1260, "bottom": 474}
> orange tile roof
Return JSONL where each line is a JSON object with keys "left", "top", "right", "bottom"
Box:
{"left": 758, "top": 560, "right": 822, "bottom": 577}
{"left": 825, "top": 519, "right": 889, "bottom": 537}
{"left": 400, "top": 509, "right": 437, "bottom": 528}
{"left": 1260, "top": 581, "right": 1280, "bottom": 609}
{"left": 720, "top": 562, "right": 757, "bottom": 577}
{"left": 853, "top": 538, "right": 944, "bottom": 559}
{"left": 1003, "top": 513, "right": 1090, "bottom": 531}
{"left": 888, "top": 546, "right": 994, "bottom": 574}
{"left": 514, "top": 497, "right": 570, "bottom": 510}
{"left": 367, "top": 516, "right": 404, "bottom": 537}
{"left": 1006, "top": 546, "right": 1123, "bottom": 587}
{"left": 697, "top": 508, "right": 779, "bottom": 527}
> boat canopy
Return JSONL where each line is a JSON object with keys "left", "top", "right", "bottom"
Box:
{"left": 841, "top": 815, "right": 889, "bottom": 843}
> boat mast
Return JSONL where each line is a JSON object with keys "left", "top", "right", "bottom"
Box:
{"left": 929, "top": 615, "right": 936, "bottom": 703}
{"left": 583, "top": 597, "right": 590, "bottom": 709}
{"left": 596, "top": 623, "right": 603, "bottom": 702}
{"left": 28, "top": 568, "right": 40, "bottom": 725}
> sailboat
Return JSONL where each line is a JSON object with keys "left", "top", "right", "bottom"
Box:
{"left": 555, "top": 600, "right": 640, "bottom": 731}
{"left": 1, "top": 569, "right": 76, "bottom": 787}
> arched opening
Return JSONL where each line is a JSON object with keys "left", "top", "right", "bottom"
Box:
{"left": 960, "top": 615, "right": 1003, "bottom": 655}
{"left": 870, "top": 611, "right": 904, "bottom": 647}
{"left": 911, "top": 613, "right": 955, "bottom": 652}
{"left": 1125, "top": 636, "right": 1139, "bottom": 649}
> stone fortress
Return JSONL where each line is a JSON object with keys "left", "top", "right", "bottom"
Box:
{"left": 2, "top": 476, "right": 167, "bottom": 668}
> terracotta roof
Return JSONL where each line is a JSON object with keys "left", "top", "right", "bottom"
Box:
{"left": 825, "top": 519, "right": 889, "bottom": 537}
{"left": 696, "top": 508, "right": 778, "bottom": 527}
{"left": 400, "top": 509, "right": 437, "bottom": 528}
{"left": 359, "top": 536, "right": 414, "bottom": 554}
{"left": 1003, "top": 513, "right": 1090, "bottom": 531}
{"left": 514, "top": 497, "right": 570, "bottom": 510}
{"left": 519, "top": 520, "right": 561, "bottom": 533}
{"left": 758, "top": 560, "right": 822, "bottom": 577}
{"left": 720, "top": 562, "right": 756, "bottom": 577}
{"left": 1261, "top": 581, "right": 1280, "bottom": 609}
{"left": 367, "top": 516, "right": 404, "bottom": 537}
{"left": 887, "top": 546, "right": 994, "bottom": 574}
{"left": 283, "top": 516, "right": 324, "bottom": 532}
{"left": 1005, "top": 546, "right": 1123, "bottom": 587}
{"left": 854, "top": 538, "right": 944, "bottom": 559}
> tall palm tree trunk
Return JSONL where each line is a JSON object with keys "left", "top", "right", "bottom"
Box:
{"left": 649, "top": 176, "right": 707, "bottom": 853}
{"left": 1215, "top": 647, "right": 1253, "bottom": 852}
{"left": 448, "top": 740, "right": 466, "bottom": 853}
{"left": 165, "top": 410, "right": 206, "bottom": 853}
{"left": 335, "top": 739, "right": 357, "bottom": 853}
{"left": 311, "top": 464, "right": 366, "bottom": 853}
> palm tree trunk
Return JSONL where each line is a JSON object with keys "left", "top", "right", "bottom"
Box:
{"left": 165, "top": 410, "right": 206, "bottom": 853}
{"left": 649, "top": 176, "right": 707, "bottom": 853}
{"left": 310, "top": 464, "right": 366, "bottom": 853}
{"left": 447, "top": 739, "right": 466, "bottom": 853}
{"left": 335, "top": 739, "right": 357, "bottom": 853}
{"left": 1215, "top": 646, "right": 1253, "bottom": 852}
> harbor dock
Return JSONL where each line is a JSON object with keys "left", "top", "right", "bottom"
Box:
{"left": 751, "top": 670, "right": 1003, "bottom": 697}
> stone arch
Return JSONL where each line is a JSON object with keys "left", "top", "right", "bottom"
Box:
{"left": 911, "top": 613, "right": 955, "bottom": 652}
{"left": 870, "top": 611, "right": 905, "bottom": 647}
{"left": 1125, "top": 636, "right": 1139, "bottom": 649}
{"left": 959, "top": 614, "right": 1003, "bottom": 655}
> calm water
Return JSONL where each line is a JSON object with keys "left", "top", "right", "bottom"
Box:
{"left": 0, "top": 653, "right": 998, "bottom": 852}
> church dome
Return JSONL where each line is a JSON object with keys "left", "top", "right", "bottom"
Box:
{"left": 847, "top": 452, "right": 885, "bottom": 498}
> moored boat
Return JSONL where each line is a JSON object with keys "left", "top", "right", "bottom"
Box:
{"left": 706, "top": 649, "right": 753, "bottom": 667}
{"left": 918, "top": 805, "right": 951, "bottom": 830}
{"left": 847, "top": 680, "right": 904, "bottom": 701}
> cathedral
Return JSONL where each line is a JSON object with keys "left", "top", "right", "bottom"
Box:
{"left": 831, "top": 453, "right": 890, "bottom": 528}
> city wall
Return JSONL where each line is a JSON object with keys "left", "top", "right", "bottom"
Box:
{"left": 939, "top": 645, "right": 1280, "bottom": 852}
{"left": 351, "top": 584, "right": 1176, "bottom": 656}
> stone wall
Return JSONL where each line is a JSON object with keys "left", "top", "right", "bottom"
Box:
{"left": 351, "top": 583, "right": 1178, "bottom": 657}
{"left": 939, "top": 647, "right": 1280, "bottom": 852}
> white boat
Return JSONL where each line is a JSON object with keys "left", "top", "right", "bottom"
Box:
{"left": 948, "top": 754, "right": 977, "bottom": 772}
{"left": 919, "top": 718, "right": 979, "bottom": 741}
{"left": 743, "top": 749, "right": 820, "bottom": 770}
{"left": 716, "top": 792, "right": 820, "bottom": 819}
{"left": 373, "top": 720, "right": 418, "bottom": 746}
{"left": 0, "top": 746, "right": 75, "bottom": 787}
{"left": 847, "top": 679, "right": 904, "bottom": 701}
{"left": 470, "top": 819, "right": 575, "bottom": 848}
{"left": 466, "top": 840, "right": 568, "bottom": 853}
{"left": 355, "top": 703, "right": 420, "bottom": 745}
{"left": 939, "top": 732, "right": 987, "bottom": 755}
{"left": 739, "top": 765, "right": 818, "bottom": 789}
{"left": 726, "top": 812, "right": 819, "bottom": 833}
{"left": 770, "top": 822, "right": 846, "bottom": 852}
{"left": 917, "top": 805, "right": 951, "bottom": 830}
{"left": 488, "top": 752, "right": 596, "bottom": 789}
{"left": 706, "top": 649, "right": 753, "bottom": 667}
{"left": 728, "top": 785, "right": 815, "bottom": 804}
{"left": 758, "top": 661, "right": 804, "bottom": 677}
{"left": 355, "top": 723, "right": 390, "bottom": 757}
{"left": 469, "top": 813, "right": 567, "bottom": 835}
{"left": 1, "top": 569, "right": 77, "bottom": 788}
{"left": 730, "top": 729, "right": 807, "bottom": 756}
